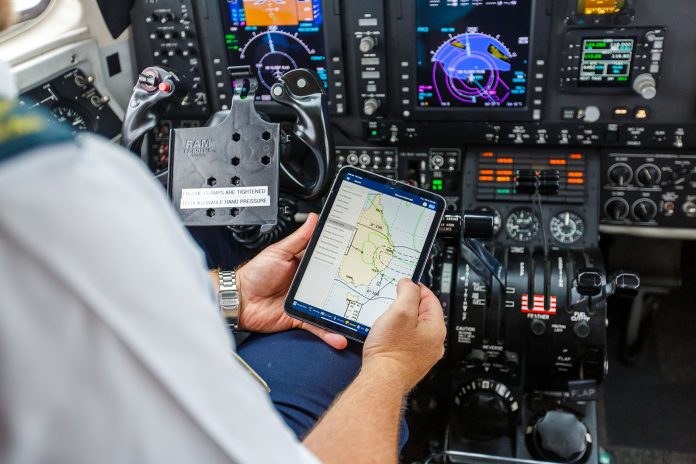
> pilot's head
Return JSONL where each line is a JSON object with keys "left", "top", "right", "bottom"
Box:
{"left": 1, "top": 0, "right": 15, "bottom": 32}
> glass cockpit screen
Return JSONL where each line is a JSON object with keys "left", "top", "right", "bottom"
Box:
{"left": 415, "top": 0, "right": 533, "bottom": 109}
{"left": 219, "top": 0, "right": 329, "bottom": 101}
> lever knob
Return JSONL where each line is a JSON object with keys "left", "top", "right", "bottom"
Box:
{"left": 529, "top": 411, "right": 591, "bottom": 463}
{"left": 633, "top": 73, "right": 657, "bottom": 100}
{"left": 611, "top": 272, "right": 641, "bottom": 297}
{"left": 462, "top": 210, "right": 496, "bottom": 240}
{"left": 576, "top": 269, "right": 603, "bottom": 297}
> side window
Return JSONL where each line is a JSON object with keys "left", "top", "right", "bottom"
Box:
{"left": 13, "top": 0, "right": 53, "bottom": 23}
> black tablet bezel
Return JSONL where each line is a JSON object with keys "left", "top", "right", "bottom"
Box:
{"left": 284, "top": 166, "right": 446, "bottom": 343}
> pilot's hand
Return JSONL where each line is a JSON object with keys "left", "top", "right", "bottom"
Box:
{"left": 362, "top": 279, "right": 446, "bottom": 392}
{"left": 236, "top": 213, "right": 349, "bottom": 350}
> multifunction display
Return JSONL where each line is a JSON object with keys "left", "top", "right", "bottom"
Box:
{"left": 415, "top": 0, "right": 533, "bottom": 109}
{"left": 219, "top": 0, "right": 328, "bottom": 100}
{"left": 579, "top": 38, "right": 634, "bottom": 87}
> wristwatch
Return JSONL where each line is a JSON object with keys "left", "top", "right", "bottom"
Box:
{"left": 218, "top": 270, "right": 241, "bottom": 331}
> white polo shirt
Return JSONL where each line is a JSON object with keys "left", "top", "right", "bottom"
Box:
{"left": 0, "top": 60, "right": 319, "bottom": 464}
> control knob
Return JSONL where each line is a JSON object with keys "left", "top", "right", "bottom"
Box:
{"left": 635, "top": 164, "right": 661, "bottom": 187}
{"left": 605, "top": 198, "right": 630, "bottom": 221}
{"left": 359, "top": 36, "right": 378, "bottom": 53}
{"left": 363, "top": 98, "right": 380, "bottom": 116}
{"left": 632, "top": 199, "right": 658, "bottom": 222}
{"left": 633, "top": 73, "right": 657, "bottom": 100}
{"left": 454, "top": 379, "right": 518, "bottom": 441}
{"left": 527, "top": 410, "right": 591, "bottom": 463}
{"left": 608, "top": 163, "right": 632, "bottom": 187}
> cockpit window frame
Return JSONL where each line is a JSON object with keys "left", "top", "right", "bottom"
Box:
{"left": 14, "top": 0, "right": 53, "bottom": 23}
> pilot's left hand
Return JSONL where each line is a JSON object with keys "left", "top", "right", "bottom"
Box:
{"left": 236, "top": 213, "right": 349, "bottom": 350}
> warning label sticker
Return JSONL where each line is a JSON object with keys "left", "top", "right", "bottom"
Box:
{"left": 180, "top": 186, "right": 271, "bottom": 209}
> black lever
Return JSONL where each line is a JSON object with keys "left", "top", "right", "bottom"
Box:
{"left": 607, "top": 271, "right": 641, "bottom": 297}
{"left": 270, "top": 69, "right": 334, "bottom": 201}
{"left": 576, "top": 268, "right": 603, "bottom": 297}
{"left": 121, "top": 67, "right": 179, "bottom": 154}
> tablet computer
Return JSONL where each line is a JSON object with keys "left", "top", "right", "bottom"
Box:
{"left": 284, "top": 166, "right": 446, "bottom": 343}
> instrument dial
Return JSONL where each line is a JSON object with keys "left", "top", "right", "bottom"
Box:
{"left": 550, "top": 211, "right": 585, "bottom": 244}
{"left": 506, "top": 208, "right": 540, "bottom": 243}
{"left": 51, "top": 103, "right": 93, "bottom": 133}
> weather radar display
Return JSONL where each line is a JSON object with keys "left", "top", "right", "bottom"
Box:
{"left": 220, "top": 0, "right": 328, "bottom": 100}
{"left": 416, "top": 0, "right": 533, "bottom": 109}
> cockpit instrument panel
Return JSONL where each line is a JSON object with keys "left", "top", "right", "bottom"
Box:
{"left": 219, "top": 0, "right": 329, "bottom": 100}
{"left": 415, "top": 1, "right": 532, "bottom": 110}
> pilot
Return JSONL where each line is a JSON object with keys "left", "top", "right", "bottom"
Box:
{"left": 0, "top": 2, "right": 446, "bottom": 463}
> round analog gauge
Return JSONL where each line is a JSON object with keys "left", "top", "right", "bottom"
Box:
{"left": 474, "top": 206, "right": 502, "bottom": 236}
{"left": 51, "top": 103, "right": 93, "bottom": 133}
{"left": 506, "top": 208, "right": 540, "bottom": 243}
{"left": 550, "top": 211, "right": 585, "bottom": 244}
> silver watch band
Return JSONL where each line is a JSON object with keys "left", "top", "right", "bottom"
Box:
{"left": 218, "top": 270, "right": 240, "bottom": 331}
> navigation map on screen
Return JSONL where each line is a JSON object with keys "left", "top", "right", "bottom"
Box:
{"left": 291, "top": 173, "right": 439, "bottom": 336}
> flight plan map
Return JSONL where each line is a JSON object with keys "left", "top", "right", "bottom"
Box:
{"left": 291, "top": 173, "right": 439, "bottom": 336}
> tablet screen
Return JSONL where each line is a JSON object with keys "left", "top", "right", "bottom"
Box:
{"left": 289, "top": 170, "right": 441, "bottom": 336}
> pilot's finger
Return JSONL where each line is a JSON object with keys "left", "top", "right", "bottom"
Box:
{"left": 417, "top": 283, "right": 445, "bottom": 323}
{"left": 270, "top": 213, "right": 318, "bottom": 257}
{"left": 389, "top": 279, "right": 421, "bottom": 323}
{"left": 300, "top": 321, "right": 349, "bottom": 350}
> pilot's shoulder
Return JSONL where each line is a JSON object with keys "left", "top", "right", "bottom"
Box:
{"left": 0, "top": 133, "right": 167, "bottom": 208}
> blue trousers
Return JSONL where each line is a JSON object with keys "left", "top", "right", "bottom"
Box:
{"left": 237, "top": 330, "right": 409, "bottom": 448}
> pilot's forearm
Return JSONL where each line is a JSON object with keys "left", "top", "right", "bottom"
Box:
{"left": 303, "top": 360, "right": 408, "bottom": 464}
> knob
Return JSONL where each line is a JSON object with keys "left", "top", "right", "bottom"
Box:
{"left": 635, "top": 164, "right": 662, "bottom": 187}
{"left": 610, "top": 272, "right": 641, "bottom": 297}
{"left": 573, "top": 321, "right": 591, "bottom": 339}
{"left": 454, "top": 379, "right": 518, "bottom": 441}
{"left": 528, "top": 411, "right": 590, "bottom": 463}
{"left": 633, "top": 73, "right": 657, "bottom": 100}
{"left": 359, "top": 36, "right": 378, "bottom": 53}
{"left": 632, "top": 199, "right": 658, "bottom": 222}
{"left": 159, "top": 12, "right": 176, "bottom": 24}
{"left": 608, "top": 163, "right": 633, "bottom": 187}
{"left": 605, "top": 198, "right": 630, "bottom": 221}
{"left": 583, "top": 106, "right": 601, "bottom": 123}
{"left": 363, "top": 98, "right": 380, "bottom": 116}
{"left": 684, "top": 201, "right": 696, "bottom": 218}
{"left": 530, "top": 319, "right": 547, "bottom": 336}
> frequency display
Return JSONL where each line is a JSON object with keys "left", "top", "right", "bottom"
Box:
{"left": 219, "top": 0, "right": 328, "bottom": 100}
{"left": 579, "top": 38, "right": 634, "bottom": 87}
{"left": 416, "top": 1, "right": 533, "bottom": 109}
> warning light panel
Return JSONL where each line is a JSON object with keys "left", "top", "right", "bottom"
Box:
{"left": 477, "top": 151, "right": 587, "bottom": 204}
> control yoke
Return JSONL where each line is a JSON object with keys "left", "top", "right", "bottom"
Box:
{"left": 121, "top": 66, "right": 179, "bottom": 155}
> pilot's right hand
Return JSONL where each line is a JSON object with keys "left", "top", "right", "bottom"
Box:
{"left": 362, "top": 279, "right": 446, "bottom": 392}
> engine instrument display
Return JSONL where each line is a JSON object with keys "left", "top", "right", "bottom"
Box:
{"left": 415, "top": 0, "right": 532, "bottom": 109}
{"left": 506, "top": 208, "right": 540, "bottom": 243}
{"left": 550, "top": 211, "right": 585, "bottom": 244}
{"left": 577, "top": 0, "right": 625, "bottom": 15}
{"left": 579, "top": 38, "right": 634, "bottom": 87}
{"left": 219, "top": 0, "right": 328, "bottom": 100}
